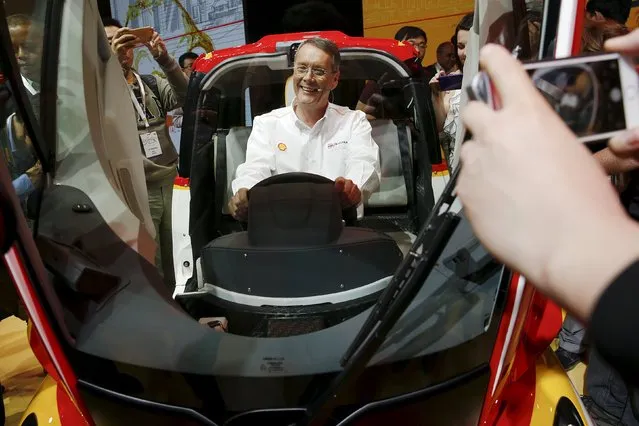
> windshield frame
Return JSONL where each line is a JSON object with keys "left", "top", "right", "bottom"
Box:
{"left": 180, "top": 47, "right": 420, "bottom": 178}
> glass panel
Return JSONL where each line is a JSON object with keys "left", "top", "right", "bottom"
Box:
{"left": 0, "top": 1, "right": 47, "bottom": 320}
{"left": 2, "top": 5, "right": 45, "bottom": 226}
{"left": 5, "top": 5, "right": 44, "bottom": 103}
{"left": 181, "top": 48, "right": 500, "bottom": 348}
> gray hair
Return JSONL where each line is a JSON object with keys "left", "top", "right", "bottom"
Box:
{"left": 296, "top": 37, "right": 341, "bottom": 71}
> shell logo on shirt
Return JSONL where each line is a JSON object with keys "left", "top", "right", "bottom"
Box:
{"left": 277, "top": 142, "right": 287, "bottom": 151}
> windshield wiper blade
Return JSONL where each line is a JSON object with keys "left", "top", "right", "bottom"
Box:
{"left": 298, "top": 167, "right": 462, "bottom": 426}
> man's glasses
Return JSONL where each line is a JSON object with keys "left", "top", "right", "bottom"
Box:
{"left": 294, "top": 65, "right": 331, "bottom": 77}
{"left": 406, "top": 40, "right": 427, "bottom": 49}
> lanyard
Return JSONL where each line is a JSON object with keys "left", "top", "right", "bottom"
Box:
{"left": 128, "top": 72, "right": 149, "bottom": 128}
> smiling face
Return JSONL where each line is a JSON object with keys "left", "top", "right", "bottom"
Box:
{"left": 292, "top": 43, "right": 339, "bottom": 109}
{"left": 456, "top": 29, "right": 470, "bottom": 67}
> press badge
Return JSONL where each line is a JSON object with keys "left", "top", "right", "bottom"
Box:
{"left": 140, "top": 131, "right": 163, "bottom": 158}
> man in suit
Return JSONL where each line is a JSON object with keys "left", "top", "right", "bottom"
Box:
{"left": 7, "top": 14, "right": 41, "bottom": 96}
{"left": 423, "top": 41, "right": 457, "bottom": 82}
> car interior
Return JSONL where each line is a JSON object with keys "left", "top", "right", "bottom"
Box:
{"left": 175, "top": 48, "right": 446, "bottom": 336}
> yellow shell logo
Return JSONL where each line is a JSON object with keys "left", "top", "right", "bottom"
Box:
{"left": 278, "top": 142, "right": 287, "bottom": 151}
{"left": 204, "top": 52, "right": 213, "bottom": 60}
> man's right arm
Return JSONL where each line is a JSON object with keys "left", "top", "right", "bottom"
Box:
{"left": 156, "top": 57, "right": 189, "bottom": 112}
{"left": 231, "top": 116, "right": 274, "bottom": 194}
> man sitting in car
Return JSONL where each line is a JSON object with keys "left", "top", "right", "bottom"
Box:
{"left": 228, "top": 37, "right": 381, "bottom": 221}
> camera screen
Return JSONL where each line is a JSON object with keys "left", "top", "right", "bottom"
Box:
{"left": 525, "top": 58, "right": 626, "bottom": 138}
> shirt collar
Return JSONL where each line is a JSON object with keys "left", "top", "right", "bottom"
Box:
{"left": 21, "top": 75, "right": 39, "bottom": 95}
{"left": 291, "top": 98, "right": 332, "bottom": 130}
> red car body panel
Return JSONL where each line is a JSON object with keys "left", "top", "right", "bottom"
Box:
{"left": 192, "top": 31, "right": 419, "bottom": 75}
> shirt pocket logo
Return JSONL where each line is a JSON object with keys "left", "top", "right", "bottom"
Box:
{"left": 277, "top": 142, "right": 287, "bottom": 151}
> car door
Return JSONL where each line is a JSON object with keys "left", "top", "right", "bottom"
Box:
{"left": 0, "top": 0, "right": 164, "bottom": 422}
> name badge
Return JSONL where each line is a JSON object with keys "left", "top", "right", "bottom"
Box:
{"left": 140, "top": 131, "right": 163, "bottom": 158}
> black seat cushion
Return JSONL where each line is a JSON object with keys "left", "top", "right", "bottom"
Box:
{"left": 248, "top": 182, "right": 343, "bottom": 246}
{"left": 200, "top": 227, "right": 403, "bottom": 298}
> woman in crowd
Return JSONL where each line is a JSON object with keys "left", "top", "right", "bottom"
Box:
{"left": 430, "top": 12, "right": 473, "bottom": 168}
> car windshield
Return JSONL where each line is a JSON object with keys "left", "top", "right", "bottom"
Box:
{"left": 0, "top": 0, "right": 523, "bottom": 422}
{"left": 177, "top": 41, "right": 503, "bottom": 345}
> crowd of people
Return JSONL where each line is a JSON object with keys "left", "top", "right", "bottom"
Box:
{"left": 2, "top": 1, "right": 639, "bottom": 424}
{"left": 353, "top": 16, "right": 473, "bottom": 168}
{"left": 358, "top": 0, "right": 639, "bottom": 426}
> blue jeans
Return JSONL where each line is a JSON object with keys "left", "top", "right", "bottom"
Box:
{"left": 586, "top": 349, "right": 639, "bottom": 426}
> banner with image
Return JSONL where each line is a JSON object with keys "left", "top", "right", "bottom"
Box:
{"left": 109, "top": 0, "right": 246, "bottom": 150}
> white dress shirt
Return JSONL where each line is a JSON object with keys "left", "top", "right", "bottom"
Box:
{"left": 232, "top": 103, "right": 381, "bottom": 211}
{"left": 21, "top": 75, "right": 39, "bottom": 95}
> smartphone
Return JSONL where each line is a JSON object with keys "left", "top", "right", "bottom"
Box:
{"left": 439, "top": 73, "right": 464, "bottom": 91}
{"left": 468, "top": 52, "right": 639, "bottom": 145}
{"left": 128, "top": 27, "right": 154, "bottom": 44}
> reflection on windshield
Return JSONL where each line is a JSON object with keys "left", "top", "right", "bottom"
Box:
{"left": 3, "top": 13, "right": 44, "bottom": 221}
{"left": 0, "top": 2, "right": 46, "bottom": 342}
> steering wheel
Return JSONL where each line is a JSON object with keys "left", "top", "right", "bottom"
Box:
{"left": 251, "top": 172, "right": 333, "bottom": 188}
{"left": 249, "top": 172, "right": 358, "bottom": 225}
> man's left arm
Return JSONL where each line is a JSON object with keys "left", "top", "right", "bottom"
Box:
{"left": 147, "top": 32, "right": 188, "bottom": 111}
{"left": 345, "top": 111, "right": 381, "bottom": 199}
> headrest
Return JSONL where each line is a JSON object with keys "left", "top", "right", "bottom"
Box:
{"left": 285, "top": 75, "right": 296, "bottom": 106}
{"left": 248, "top": 182, "right": 343, "bottom": 247}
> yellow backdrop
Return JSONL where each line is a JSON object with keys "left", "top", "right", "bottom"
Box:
{"left": 363, "top": 2, "right": 639, "bottom": 66}
{"left": 362, "top": 0, "right": 474, "bottom": 66}
{"left": 627, "top": 7, "right": 639, "bottom": 29}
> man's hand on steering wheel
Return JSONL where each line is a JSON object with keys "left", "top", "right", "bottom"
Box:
{"left": 228, "top": 188, "right": 249, "bottom": 221}
{"left": 335, "top": 177, "right": 361, "bottom": 208}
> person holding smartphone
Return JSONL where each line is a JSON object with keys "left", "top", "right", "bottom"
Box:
{"left": 102, "top": 17, "right": 188, "bottom": 291}
{"left": 429, "top": 13, "right": 473, "bottom": 168}
{"left": 456, "top": 27, "right": 639, "bottom": 389}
